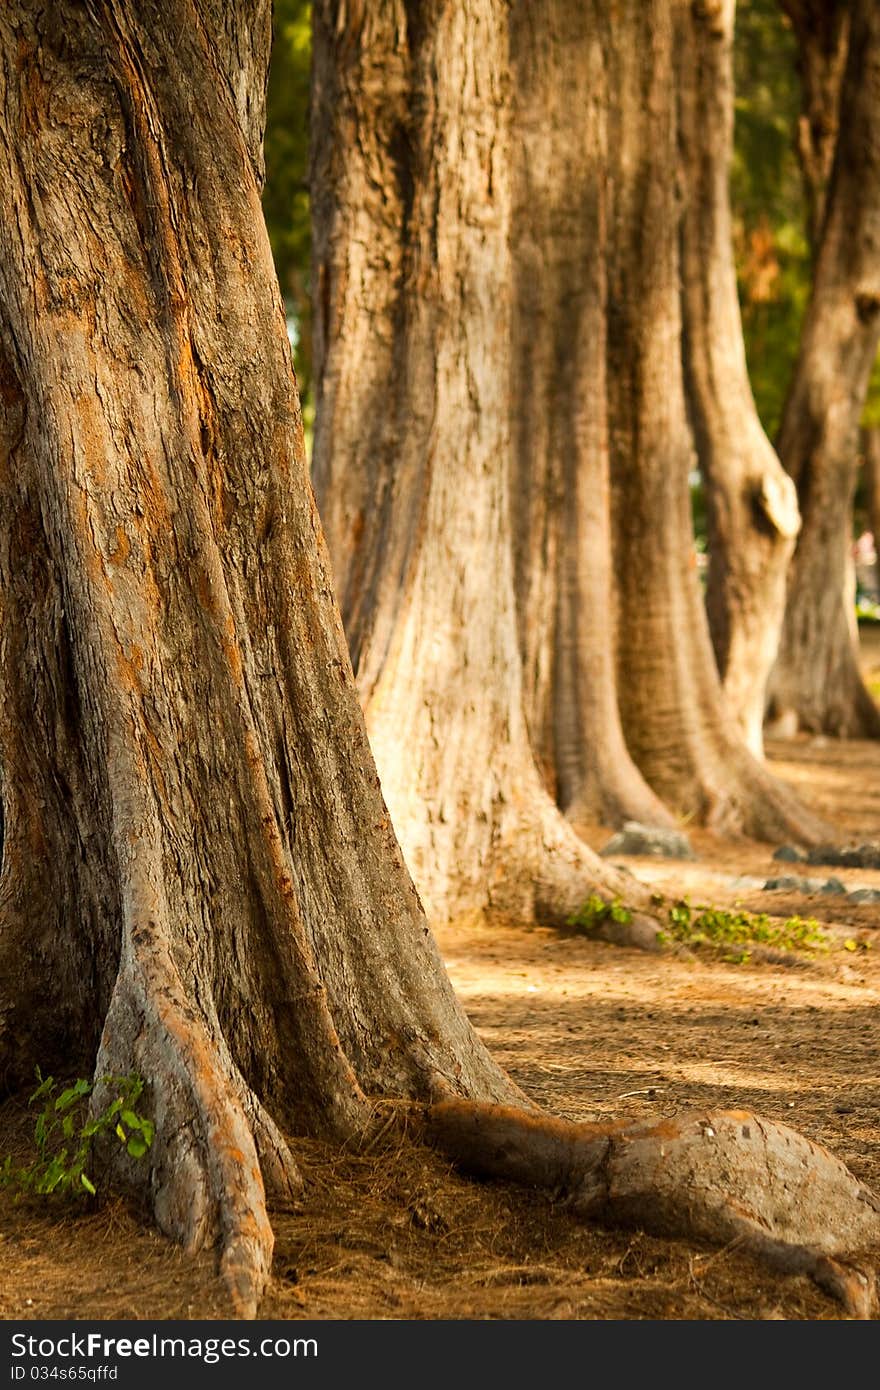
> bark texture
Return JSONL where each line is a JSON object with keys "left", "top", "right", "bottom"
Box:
{"left": 508, "top": 0, "right": 675, "bottom": 829}
{"left": 678, "top": 0, "right": 800, "bottom": 759}
{"left": 429, "top": 1101, "right": 880, "bottom": 1317}
{"left": 768, "top": 0, "right": 880, "bottom": 738}
{"left": 607, "top": 0, "right": 827, "bottom": 842}
{"left": 311, "top": 0, "right": 659, "bottom": 934}
{"left": 0, "top": 0, "right": 519, "bottom": 1317}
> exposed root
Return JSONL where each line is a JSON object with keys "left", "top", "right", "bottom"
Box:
{"left": 95, "top": 923, "right": 296, "bottom": 1318}
{"left": 527, "top": 817, "right": 664, "bottom": 950}
{"left": 426, "top": 1101, "right": 880, "bottom": 1317}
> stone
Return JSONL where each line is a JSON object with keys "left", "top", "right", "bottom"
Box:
{"left": 773, "top": 845, "right": 807, "bottom": 863}
{"left": 847, "top": 888, "right": 880, "bottom": 904}
{"left": 764, "top": 875, "right": 827, "bottom": 894}
{"left": 599, "top": 821, "right": 696, "bottom": 860}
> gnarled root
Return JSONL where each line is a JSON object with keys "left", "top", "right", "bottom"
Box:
{"left": 427, "top": 1101, "right": 880, "bottom": 1317}
{"left": 95, "top": 924, "right": 302, "bottom": 1319}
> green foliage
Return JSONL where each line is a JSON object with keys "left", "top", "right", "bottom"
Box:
{"left": 733, "top": 0, "right": 880, "bottom": 438}
{"left": 0, "top": 1070, "right": 153, "bottom": 1200}
{"left": 657, "top": 897, "right": 828, "bottom": 963}
{"left": 263, "top": 0, "right": 313, "bottom": 419}
{"left": 732, "top": 0, "right": 811, "bottom": 440}
{"left": 567, "top": 894, "right": 633, "bottom": 936}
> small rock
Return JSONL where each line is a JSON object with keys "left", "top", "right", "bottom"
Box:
{"left": 807, "top": 841, "right": 880, "bottom": 870}
{"left": 848, "top": 887, "right": 880, "bottom": 904}
{"left": 599, "top": 821, "right": 696, "bottom": 860}
{"left": 806, "top": 844, "right": 847, "bottom": 867}
{"left": 821, "top": 878, "right": 847, "bottom": 896}
{"left": 764, "top": 875, "right": 829, "bottom": 894}
{"left": 773, "top": 845, "right": 806, "bottom": 863}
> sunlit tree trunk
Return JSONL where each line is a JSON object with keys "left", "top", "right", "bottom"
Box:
{"left": 608, "top": 0, "right": 826, "bottom": 841}
{"left": 0, "top": 0, "right": 519, "bottom": 1317}
{"left": 678, "top": 0, "right": 800, "bottom": 759}
{"left": 507, "top": 0, "right": 675, "bottom": 829}
{"left": 767, "top": 0, "right": 880, "bottom": 738}
{"left": 311, "top": 0, "right": 659, "bottom": 935}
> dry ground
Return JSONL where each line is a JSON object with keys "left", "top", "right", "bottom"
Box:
{"left": 2, "top": 632, "right": 880, "bottom": 1322}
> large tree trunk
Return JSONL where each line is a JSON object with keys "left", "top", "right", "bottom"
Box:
{"left": 0, "top": 0, "right": 520, "bottom": 1317}
{"left": 767, "top": 0, "right": 880, "bottom": 738}
{"left": 606, "top": 0, "right": 827, "bottom": 842}
{"left": 678, "top": 0, "right": 800, "bottom": 760}
{"left": 507, "top": 0, "right": 675, "bottom": 830}
{"left": 311, "top": 0, "right": 659, "bottom": 934}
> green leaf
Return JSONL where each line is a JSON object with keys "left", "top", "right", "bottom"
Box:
{"left": 127, "top": 1138, "right": 148, "bottom": 1159}
{"left": 80, "top": 1173, "right": 96, "bottom": 1195}
{"left": 29, "top": 1072, "right": 55, "bottom": 1104}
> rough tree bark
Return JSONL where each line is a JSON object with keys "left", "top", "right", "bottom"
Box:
{"left": 767, "top": 0, "right": 880, "bottom": 738}
{"left": 311, "top": 0, "right": 660, "bottom": 932}
{"left": 607, "top": 0, "right": 827, "bottom": 841}
{"left": 677, "top": 0, "right": 801, "bottom": 759}
{"left": 507, "top": 0, "right": 676, "bottom": 829}
{"left": 0, "top": 0, "right": 521, "bottom": 1316}
{"left": 1, "top": 0, "right": 874, "bottom": 1324}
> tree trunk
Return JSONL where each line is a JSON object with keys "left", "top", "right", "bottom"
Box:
{"left": 678, "top": 0, "right": 801, "bottom": 759}
{"left": 767, "top": 0, "right": 880, "bottom": 738}
{"left": 0, "top": 0, "right": 520, "bottom": 1316}
{"left": 781, "top": 0, "right": 850, "bottom": 254}
{"left": 606, "top": 0, "right": 827, "bottom": 842}
{"left": 311, "top": 0, "right": 660, "bottom": 935}
{"left": 507, "top": 0, "right": 676, "bottom": 830}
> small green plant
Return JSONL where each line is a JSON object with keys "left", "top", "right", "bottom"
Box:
{"left": 0, "top": 1069, "right": 154, "bottom": 1199}
{"left": 567, "top": 893, "right": 633, "bottom": 936}
{"left": 657, "top": 897, "right": 828, "bottom": 962}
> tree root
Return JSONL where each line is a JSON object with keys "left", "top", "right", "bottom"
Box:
{"left": 426, "top": 1100, "right": 880, "bottom": 1317}
{"left": 95, "top": 923, "right": 302, "bottom": 1318}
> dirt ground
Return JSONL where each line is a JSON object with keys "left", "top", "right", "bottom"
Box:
{"left": 2, "top": 635, "right": 880, "bottom": 1322}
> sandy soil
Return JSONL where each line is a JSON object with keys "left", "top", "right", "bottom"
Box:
{"left": 2, "top": 638, "right": 880, "bottom": 1322}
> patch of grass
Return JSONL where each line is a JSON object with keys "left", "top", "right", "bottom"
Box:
{"left": 567, "top": 894, "right": 633, "bottom": 937}
{"left": 0, "top": 1069, "right": 153, "bottom": 1200}
{"left": 657, "top": 898, "right": 828, "bottom": 963}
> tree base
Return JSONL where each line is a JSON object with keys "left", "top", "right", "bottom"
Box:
{"left": 427, "top": 1100, "right": 880, "bottom": 1317}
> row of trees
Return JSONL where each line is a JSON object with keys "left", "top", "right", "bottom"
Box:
{"left": 0, "top": 0, "right": 878, "bottom": 1316}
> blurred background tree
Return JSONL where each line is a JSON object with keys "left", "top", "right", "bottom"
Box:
{"left": 261, "top": 0, "right": 880, "bottom": 532}
{"left": 734, "top": 0, "right": 880, "bottom": 436}
{"left": 264, "top": 0, "right": 313, "bottom": 425}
